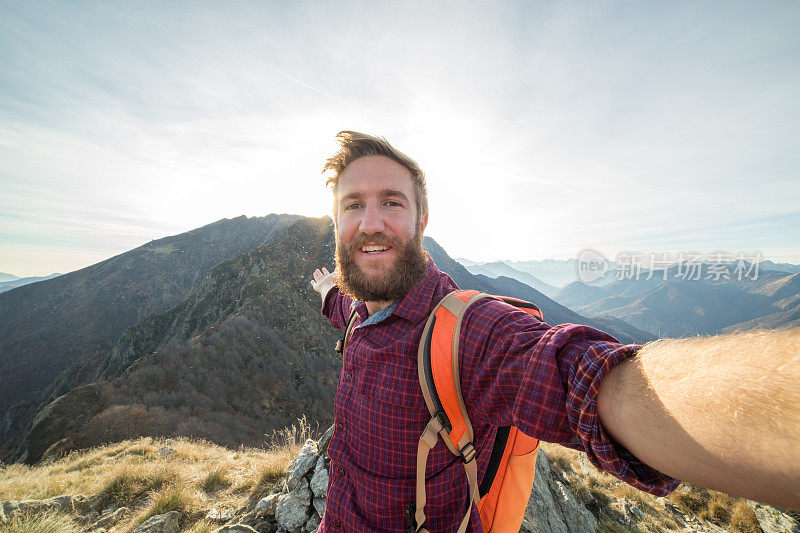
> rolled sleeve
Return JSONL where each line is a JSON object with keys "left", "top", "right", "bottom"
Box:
{"left": 566, "top": 339, "right": 680, "bottom": 495}
{"left": 460, "top": 299, "right": 678, "bottom": 495}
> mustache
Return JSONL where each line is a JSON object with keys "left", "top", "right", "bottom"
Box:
{"left": 346, "top": 233, "right": 402, "bottom": 251}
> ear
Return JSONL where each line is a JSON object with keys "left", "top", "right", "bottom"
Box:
{"left": 419, "top": 213, "right": 429, "bottom": 234}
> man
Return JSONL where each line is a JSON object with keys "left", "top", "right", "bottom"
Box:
{"left": 311, "top": 131, "right": 800, "bottom": 531}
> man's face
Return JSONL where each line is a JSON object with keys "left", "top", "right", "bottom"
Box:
{"left": 334, "top": 155, "right": 429, "bottom": 302}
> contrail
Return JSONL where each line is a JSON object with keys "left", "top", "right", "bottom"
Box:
{"left": 261, "top": 62, "right": 373, "bottom": 115}
{"left": 515, "top": 169, "right": 590, "bottom": 200}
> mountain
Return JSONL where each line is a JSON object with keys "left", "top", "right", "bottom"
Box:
{"left": 423, "top": 240, "right": 652, "bottom": 344}
{"left": 20, "top": 216, "right": 340, "bottom": 464}
{"left": 552, "top": 267, "right": 800, "bottom": 338}
{"left": 0, "top": 273, "right": 62, "bottom": 293}
{"left": 760, "top": 260, "right": 800, "bottom": 274}
{"left": 461, "top": 261, "right": 559, "bottom": 297}
{"left": 0, "top": 214, "right": 303, "bottom": 460}
{"left": 0, "top": 273, "right": 20, "bottom": 282}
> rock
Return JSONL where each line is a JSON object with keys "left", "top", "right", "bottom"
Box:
{"left": 213, "top": 525, "right": 259, "bottom": 533}
{"left": 749, "top": 502, "right": 800, "bottom": 533}
{"left": 73, "top": 493, "right": 108, "bottom": 514}
{"left": 93, "top": 506, "right": 130, "bottom": 528}
{"left": 309, "top": 457, "right": 328, "bottom": 498}
{"left": 304, "top": 513, "right": 321, "bottom": 532}
{"left": 522, "top": 450, "right": 597, "bottom": 533}
{"left": 313, "top": 497, "right": 326, "bottom": 517}
{"left": 285, "top": 440, "right": 318, "bottom": 491}
{"left": 157, "top": 446, "right": 175, "bottom": 457}
{"left": 255, "top": 494, "right": 281, "bottom": 518}
{"left": 275, "top": 489, "right": 312, "bottom": 532}
{"left": 317, "top": 425, "right": 334, "bottom": 457}
{"left": 132, "top": 510, "right": 180, "bottom": 533}
{"left": 206, "top": 507, "right": 234, "bottom": 522}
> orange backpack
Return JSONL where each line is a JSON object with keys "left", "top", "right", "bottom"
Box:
{"left": 336, "top": 289, "right": 544, "bottom": 532}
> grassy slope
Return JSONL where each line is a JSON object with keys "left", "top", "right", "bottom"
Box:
{"left": 2, "top": 436, "right": 765, "bottom": 533}
{"left": 0, "top": 421, "right": 315, "bottom": 533}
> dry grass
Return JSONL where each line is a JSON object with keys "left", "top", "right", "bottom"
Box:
{"left": 2, "top": 511, "right": 83, "bottom": 533}
{"left": 0, "top": 434, "right": 303, "bottom": 533}
{"left": 729, "top": 501, "right": 763, "bottom": 533}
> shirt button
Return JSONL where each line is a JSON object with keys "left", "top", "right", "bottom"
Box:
{"left": 345, "top": 373, "right": 352, "bottom": 381}
{"left": 337, "top": 467, "right": 345, "bottom": 477}
{"left": 338, "top": 423, "right": 344, "bottom": 431}
{"left": 334, "top": 519, "right": 341, "bottom": 528}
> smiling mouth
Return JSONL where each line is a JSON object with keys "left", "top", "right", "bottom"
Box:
{"left": 360, "top": 245, "right": 391, "bottom": 255}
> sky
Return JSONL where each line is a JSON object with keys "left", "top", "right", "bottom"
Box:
{"left": 1, "top": 1, "right": 799, "bottom": 277}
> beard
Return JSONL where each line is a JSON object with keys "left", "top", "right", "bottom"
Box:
{"left": 335, "top": 225, "right": 428, "bottom": 303}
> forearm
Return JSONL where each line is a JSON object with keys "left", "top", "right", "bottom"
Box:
{"left": 597, "top": 328, "right": 800, "bottom": 510}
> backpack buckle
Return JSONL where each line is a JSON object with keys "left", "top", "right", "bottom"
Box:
{"left": 460, "top": 442, "right": 476, "bottom": 464}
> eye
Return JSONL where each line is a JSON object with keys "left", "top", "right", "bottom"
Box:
{"left": 385, "top": 200, "right": 402, "bottom": 207}
{"left": 344, "top": 202, "right": 361, "bottom": 211}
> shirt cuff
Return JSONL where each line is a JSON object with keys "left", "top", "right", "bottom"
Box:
{"left": 322, "top": 285, "right": 340, "bottom": 316}
{"left": 569, "top": 341, "right": 680, "bottom": 496}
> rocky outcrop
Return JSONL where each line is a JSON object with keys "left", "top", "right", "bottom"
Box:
{"left": 220, "top": 426, "right": 333, "bottom": 533}
{"left": 521, "top": 451, "right": 597, "bottom": 532}
{"left": 132, "top": 510, "right": 181, "bottom": 533}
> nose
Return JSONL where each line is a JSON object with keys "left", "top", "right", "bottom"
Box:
{"left": 359, "top": 202, "right": 385, "bottom": 235}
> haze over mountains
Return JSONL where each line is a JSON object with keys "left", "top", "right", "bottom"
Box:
{"left": 461, "top": 258, "right": 800, "bottom": 338}
{"left": 0, "top": 273, "right": 62, "bottom": 293}
{"left": 1, "top": 215, "right": 797, "bottom": 465}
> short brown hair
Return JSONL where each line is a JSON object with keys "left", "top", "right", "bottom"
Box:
{"left": 323, "top": 131, "right": 428, "bottom": 223}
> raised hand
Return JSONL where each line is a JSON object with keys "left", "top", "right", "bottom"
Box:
{"left": 311, "top": 267, "right": 337, "bottom": 302}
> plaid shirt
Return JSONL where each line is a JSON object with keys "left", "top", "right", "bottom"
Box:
{"left": 318, "top": 254, "right": 678, "bottom": 532}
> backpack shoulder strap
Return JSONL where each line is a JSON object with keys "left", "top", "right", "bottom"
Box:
{"left": 334, "top": 306, "right": 359, "bottom": 355}
{"left": 414, "top": 289, "right": 492, "bottom": 533}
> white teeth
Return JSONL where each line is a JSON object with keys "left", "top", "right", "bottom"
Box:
{"left": 362, "top": 245, "right": 389, "bottom": 252}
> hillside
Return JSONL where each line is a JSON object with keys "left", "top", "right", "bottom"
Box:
{"left": 0, "top": 214, "right": 304, "bottom": 461}
{"left": 19, "top": 217, "right": 341, "bottom": 464}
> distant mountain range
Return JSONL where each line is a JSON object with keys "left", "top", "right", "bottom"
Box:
{"left": 457, "top": 258, "right": 620, "bottom": 290}
{"left": 0, "top": 273, "right": 62, "bottom": 293}
{"left": 457, "top": 257, "right": 800, "bottom": 291}
{"left": 0, "top": 215, "right": 653, "bottom": 464}
{"left": 552, "top": 264, "right": 800, "bottom": 338}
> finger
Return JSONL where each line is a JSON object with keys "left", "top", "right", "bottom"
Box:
{"left": 322, "top": 267, "right": 330, "bottom": 275}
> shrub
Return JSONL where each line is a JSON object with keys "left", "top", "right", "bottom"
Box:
{"left": 102, "top": 466, "right": 174, "bottom": 507}
{"left": 729, "top": 501, "right": 762, "bottom": 533}
{"left": 200, "top": 468, "right": 231, "bottom": 492}
{"left": 140, "top": 485, "right": 193, "bottom": 523}
{"left": 250, "top": 464, "right": 285, "bottom": 498}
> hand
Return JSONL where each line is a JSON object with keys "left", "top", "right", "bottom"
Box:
{"left": 311, "top": 267, "right": 337, "bottom": 303}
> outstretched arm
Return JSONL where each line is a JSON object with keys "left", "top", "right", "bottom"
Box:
{"left": 597, "top": 327, "right": 800, "bottom": 511}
